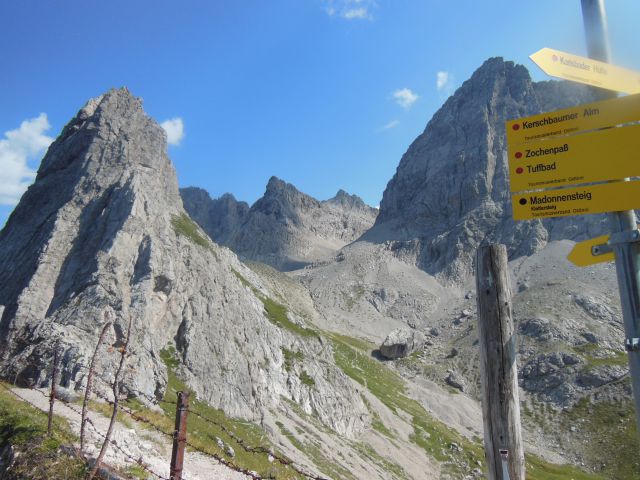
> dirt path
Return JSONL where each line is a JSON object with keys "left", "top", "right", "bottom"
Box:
{"left": 13, "top": 387, "right": 247, "bottom": 480}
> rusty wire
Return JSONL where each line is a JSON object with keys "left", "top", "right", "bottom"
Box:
{"left": 2, "top": 383, "right": 168, "bottom": 480}
{"left": 92, "top": 389, "right": 270, "bottom": 479}
{"left": 35, "top": 352, "right": 327, "bottom": 480}
{"left": 186, "top": 409, "right": 328, "bottom": 480}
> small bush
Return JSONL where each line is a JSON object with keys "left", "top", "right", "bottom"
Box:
{"left": 171, "top": 214, "right": 218, "bottom": 259}
{"left": 300, "top": 370, "right": 315, "bottom": 387}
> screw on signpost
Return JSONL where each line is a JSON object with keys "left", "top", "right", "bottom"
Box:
{"left": 581, "top": 0, "right": 640, "bottom": 440}
{"left": 170, "top": 391, "right": 190, "bottom": 480}
{"left": 47, "top": 342, "right": 61, "bottom": 437}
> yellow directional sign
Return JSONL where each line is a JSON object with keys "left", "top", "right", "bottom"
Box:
{"left": 512, "top": 180, "right": 640, "bottom": 220}
{"left": 506, "top": 93, "right": 640, "bottom": 145}
{"left": 530, "top": 48, "right": 640, "bottom": 94}
{"left": 508, "top": 123, "right": 640, "bottom": 192}
{"left": 567, "top": 234, "right": 614, "bottom": 267}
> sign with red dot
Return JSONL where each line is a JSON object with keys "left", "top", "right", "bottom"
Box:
{"left": 508, "top": 123, "right": 640, "bottom": 193}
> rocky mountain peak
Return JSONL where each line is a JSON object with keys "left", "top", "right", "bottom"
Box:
{"left": 255, "top": 176, "right": 320, "bottom": 221}
{"left": 366, "top": 57, "right": 599, "bottom": 283}
{"left": 0, "top": 89, "right": 369, "bottom": 438}
{"left": 326, "top": 189, "right": 368, "bottom": 209}
{"left": 179, "top": 187, "right": 249, "bottom": 245}
{"left": 39, "top": 88, "right": 169, "bottom": 179}
{"left": 265, "top": 175, "right": 292, "bottom": 193}
{"left": 181, "top": 177, "right": 378, "bottom": 271}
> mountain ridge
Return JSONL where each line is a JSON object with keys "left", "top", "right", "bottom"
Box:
{"left": 0, "top": 88, "right": 369, "bottom": 439}
{"left": 364, "top": 57, "right": 607, "bottom": 283}
{"left": 181, "top": 175, "right": 378, "bottom": 270}
{"left": 1, "top": 56, "right": 637, "bottom": 479}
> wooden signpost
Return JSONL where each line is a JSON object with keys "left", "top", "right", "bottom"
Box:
{"left": 476, "top": 245, "right": 525, "bottom": 480}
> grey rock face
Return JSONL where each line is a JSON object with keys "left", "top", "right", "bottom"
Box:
{"left": 519, "top": 348, "right": 629, "bottom": 407}
{"left": 365, "top": 57, "right": 605, "bottom": 283}
{"left": 179, "top": 187, "right": 249, "bottom": 245}
{"left": 182, "top": 177, "right": 378, "bottom": 271}
{"left": 0, "top": 88, "right": 368, "bottom": 437}
{"left": 379, "top": 328, "right": 426, "bottom": 359}
{"left": 576, "top": 365, "right": 627, "bottom": 388}
{"left": 519, "top": 317, "right": 568, "bottom": 343}
{"left": 573, "top": 294, "right": 618, "bottom": 324}
{"left": 445, "top": 370, "right": 466, "bottom": 392}
{"left": 520, "top": 352, "right": 582, "bottom": 404}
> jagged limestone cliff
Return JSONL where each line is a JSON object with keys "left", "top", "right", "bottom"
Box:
{"left": 180, "top": 187, "right": 250, "bottom": 246}
{"left": 366, "top": 57, "right": 604, "bottom": 283}
{"left": 0, "top": 88, "right": 368, "bottom": 438}
{"left": 182, "top": 177, "right": 378, "bottom": 270}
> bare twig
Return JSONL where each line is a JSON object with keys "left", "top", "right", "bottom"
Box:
{"left": 81, "top": 314, "right": 113, "bottom": 452}
{"left": 87, "top": 311, "right": 133, "bottom": 480}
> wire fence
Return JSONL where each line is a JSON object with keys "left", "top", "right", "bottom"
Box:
{"left": 2, "top": 338, "right": 329, "bottom": 480}
{"left": 23, "top": 381, "right": 169, "bottom": 480}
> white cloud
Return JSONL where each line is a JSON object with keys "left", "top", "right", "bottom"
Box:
{"left": 343, "top": 7, "right": 369, "bottom": 19}
{"left": 325, "top": 0, "right": 375, "bottom": 20}
{"left": 379, "top": 120, "right": 399, "bottom": 131}
{"left": 0, "top": 113, "right": 53, "bottom": 206}
{"left": 160, "top": 117, "right": 185, "bottom": 146}
{"left": 392, "top": 88, "right": 419, "bottom": 109}
{"left": 436, "top": 71, "right": 455, "bottom": 94}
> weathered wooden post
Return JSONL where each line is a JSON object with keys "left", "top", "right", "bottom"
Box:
{"left": 476, "top": 244, "right": 524, "bottom": 480}
{"left": 47, "top": 344, "right": 60, "bottom": 436}
{"left": 170, "top": 391, "right": 190, "bottom": 480}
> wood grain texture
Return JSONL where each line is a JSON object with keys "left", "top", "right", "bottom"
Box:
{"left": 476, "top": 244, "right": 524, "bottom": 480}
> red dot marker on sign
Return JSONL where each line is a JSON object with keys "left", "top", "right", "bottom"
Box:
{"left": 512, "top": 124, "right": 520, "bottom": 131}
{"left": 515, "top": 152, "right": 522, "bottom": 159}
{"left": 552, "top": 54, "right": 558, "bottom": 62}
{"left": 516, "top": 167, "right": 523, "bottom": 174}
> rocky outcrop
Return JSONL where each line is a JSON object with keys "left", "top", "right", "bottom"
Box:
{"left": 379, "top": 328, "right": 426, "bottom": 359}
{"left": 0, "top": 88, "right": 368, "bottom": 437}
{"left": 182, "top": 177, "right": 378, "bottom": 270}
{"left": 364, "top": 57, "right": 606, "bottom": 283}
{"left": 179, "top": 187, "right": 249, "bottom": 245}
{"left": 445, "top": 370, "right": 466, "bottom": 392}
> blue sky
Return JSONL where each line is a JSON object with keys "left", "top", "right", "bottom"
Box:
{"left": 1, "top": 1, "right": 639, "bottom": 227}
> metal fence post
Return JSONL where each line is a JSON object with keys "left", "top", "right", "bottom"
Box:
{"left": 581, "top": 0, "right": 640, "bottom": 440}
{"left": 170, "top": 391, "right": 190, "bottom": 480}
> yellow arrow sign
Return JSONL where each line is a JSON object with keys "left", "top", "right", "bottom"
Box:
{"left": 567, "top": 234, "right": 614, "bottom": 266}
{"left": 530, "top": 48, "right": 640, "bottom": 95}
{"left": 508, "top": 123, "right": 640, "bottom": 192}
{"left": 567, "top": 224, "right": 640, "bottom": 266}
{"left": 506, "top": 93, "right": 640, "bottom": 145}
{"left": 512, "top": 180, "right": 640, "bottom": 220}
